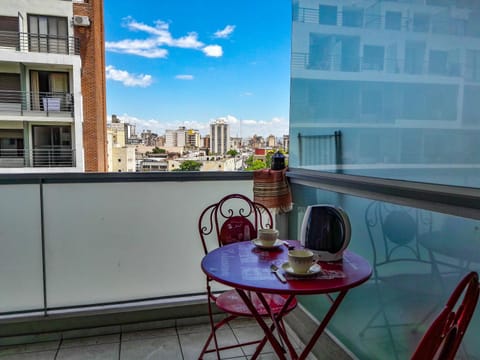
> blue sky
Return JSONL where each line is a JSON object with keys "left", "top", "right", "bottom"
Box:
{"left": 104, "top": 0, "right": 291, "bottom": 138}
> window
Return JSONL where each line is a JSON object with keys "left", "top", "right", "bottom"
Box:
{"left": 428, "top": 50, "right": 447, "bottom": 75}
{"left": 465, "top": 49, "right": 480, "bottom": 81}
{"left": 413, "top": 13, "right": 430, "bottom": 32}
{"left": 28, "top": 15, "right": 68, "bottom": 54}
{"left": 385, "top": 11, "right": 401, "bottom": 30}
{"left": 361, "top": 88, "right": 382, "bottom": 117}
{"left": 363, "top": 45, "right": 384, "bottom": 71}
{"left": 30, "top": 70, "right": 69, "bottom": 112}
{"left": 342, "top": 7, "right": 363, "bottom": 28}
{"left": 0, "top": 16, "right": 19, "bottom": 48}
{"left": 32, "top": 125, "right": 72, "bottom": 167}
{"left": 0, "top": 129, "right": 23, "bottom": 158}
{"left": 319, "top": 5, "right": 337, "bottom": 25}
{"left": 0, "top": 73, "right": 21, "bottom": 104}
{"left": 405, "top": 41, "right": 425, "bottom": 74}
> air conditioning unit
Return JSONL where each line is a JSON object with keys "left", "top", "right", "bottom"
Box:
{"left": 73, "top": 15, "right": 90, "bottom": 27}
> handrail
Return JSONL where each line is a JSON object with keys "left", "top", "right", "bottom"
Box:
{"left": 0, "top": 90, "right": 74, "bottom": 116}
{"left": 291, "top": 52, "right": 468, "bottom": 78}
{"left": 0, "top": 148, "right": 75, "bottom": 168}
{"left": 293, "top": 6, "right": 479, "bottom": 38}
{"left": 0, "top": 30, "right": 80, "bottom": 55}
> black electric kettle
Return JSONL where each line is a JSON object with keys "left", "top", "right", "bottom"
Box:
{"left": 300, "top": 205, "right": 351, "bottom": 261}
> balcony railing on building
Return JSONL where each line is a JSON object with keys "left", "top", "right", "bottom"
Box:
{"left": 0, "top": 147, "right": 75, "bottom": 168}
{"left": 0, "top": 90, "right": 74, "bottom": 117}
{"left": 293, "top": 6, "right": 480, "bottom": 38}
{"left": 292, "top": 52, "right": 469, "bottom": 79}
{"left": 0, "top": 31, "right": 80, "bottom": 55}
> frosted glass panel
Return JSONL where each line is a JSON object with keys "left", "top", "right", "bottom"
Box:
{"left": 291, "top": 0, "right": 480, "bottom": 187}
{"left": 0, "top": 185, "right": 43, "bottom": 312}
{"left": 43, "top": 181, "right": 252, "bottom": 307}
{"left": 290, "top": 183, "right": 480, "bottom": 359}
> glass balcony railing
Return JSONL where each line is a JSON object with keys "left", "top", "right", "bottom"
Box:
{"left": 0, "top": 31, "right": 80, "bottom": 55}
{"left": 0, "top": 172, "right": 478, "bottom": 359}
{"left": 291, "top": 52, "right": 467, "bottom": 78}
{"left": 0, "top": 173, "right": 254, "bottom": 316}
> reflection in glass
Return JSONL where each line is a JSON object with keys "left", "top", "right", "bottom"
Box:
{"left": 291, "top": 0, "right": 480, "bottom": 187}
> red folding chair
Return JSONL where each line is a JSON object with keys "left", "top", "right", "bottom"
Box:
{"left": 198, "top": 193, "right": 297, "bottom": 359}
{"left": 411, "top": 271, "right": 479, "bottom": 360}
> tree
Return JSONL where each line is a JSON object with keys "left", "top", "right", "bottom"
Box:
{"left": 152, "top": 147, "right": 166, "bottom": 154}
{"left": 227, "top": 149, "right": 239, "bottom": 157}
{"left": 176, "top": 160, "right": 202, "bottom": 171}
{"left": 245, "top": 155, "right": 266, "bottom": 171}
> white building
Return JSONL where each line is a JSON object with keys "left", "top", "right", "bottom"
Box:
{"left": 0, "top": 0, "right": 85, "bottom": 172}
{"left": 107, "top": 122, "right": 136, "bottom": 173}
{"left": 210, "top": 119, "right": 230, "bottom": 155}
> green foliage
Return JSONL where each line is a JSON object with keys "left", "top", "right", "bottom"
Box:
{"left": 245, "top": 155, "right": 266, "bottom": 171}
{"left": 152, "top": 147, "right": 166, "bottom": 154}
{"left": 177, "top": 160, "right": 202, "bottom": 171}
{"left": 227, "top": 149, "right": 239, "bottom": 157}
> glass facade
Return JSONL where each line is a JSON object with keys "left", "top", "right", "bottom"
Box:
{"left": 290, "top": 0, "right": 480, "bottom": 187}
{"left": 290, "top": 1, "right": 480, "bottom": 358}
{"left": 289, "top": 183, "right": 480, "bottom": 359}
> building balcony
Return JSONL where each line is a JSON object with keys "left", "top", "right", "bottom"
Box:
{"left": 0, "top": 147, "right": 75, "bottom": 168}
{"left": 0, "top": 31, "right": 80, "bottom": 56}
{"left": 292, "top": 52, "right": 467, "bottom": 80}
{"left": 0, "top": 90, "right": 74, "bottom": 118}
{"left": 0, "top": 172, "right": 478, "bottom": 359}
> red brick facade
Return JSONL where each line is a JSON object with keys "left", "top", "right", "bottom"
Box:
{"left": 73, "top": 0, "right": 107, "bottom": 172}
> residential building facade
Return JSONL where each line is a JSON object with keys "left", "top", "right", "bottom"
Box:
{"left": 291, "top": 0, "right": 480, "bottom": 169}
{"left": 0, "top": 0, "right": 106, "bottom": 173}
{"left": 210, "top": 119, "right": 230, "bottom": 155}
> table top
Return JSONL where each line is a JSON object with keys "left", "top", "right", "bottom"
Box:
{"left": 201, "top": 240, "right": 372, "bottom": 295}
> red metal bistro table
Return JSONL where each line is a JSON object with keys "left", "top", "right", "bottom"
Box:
{"left": 201, "top": 240, "right": 372, "bottom": 360}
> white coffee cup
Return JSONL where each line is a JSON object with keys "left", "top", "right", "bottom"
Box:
{"left": 258, "top": 228, "right": 279, "bottom": 246}
{"left": 288, "top": 249, "right": 314, "bottom": 273}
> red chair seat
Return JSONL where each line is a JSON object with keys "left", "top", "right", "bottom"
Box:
{"left": 215, "top": 290, "right": 297, "bottom": 316}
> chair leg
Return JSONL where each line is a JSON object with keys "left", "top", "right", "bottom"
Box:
{"left": 198, "top": 295, "right": 221, "bottom": 360}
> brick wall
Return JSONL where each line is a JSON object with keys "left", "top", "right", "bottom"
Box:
{"left": 73, "top": 0, "right": 107, "bottom": 172}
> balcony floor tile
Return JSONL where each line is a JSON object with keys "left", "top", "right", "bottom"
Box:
{"left": 0, "top": 317, "right": 316, "bottom": 360}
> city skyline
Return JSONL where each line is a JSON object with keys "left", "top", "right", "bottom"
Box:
{"left": 104, "top": 0, "right": 291, "bottom": 138}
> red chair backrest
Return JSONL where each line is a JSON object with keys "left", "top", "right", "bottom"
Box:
{"left": 198, "top": 193, "right": 273, "bottom": 254}
{"left": 411, "top": 271, "right": 479, "bottom": 360}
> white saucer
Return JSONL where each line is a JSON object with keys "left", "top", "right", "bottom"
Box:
{"left": 281, "top": 262, "right": 322, "bottom": 277}
{"left": 251, "top": 239, "right": 283, "bottom": 249}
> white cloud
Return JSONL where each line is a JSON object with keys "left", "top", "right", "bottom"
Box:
{"left": 105, "top": 65, "right": 153, "bottom": 87}
{"left": 214, "top": 25, "right": 236, "bottom": 39}
{"left": 106, "top": 17, "right": 222, "bottom": 58}
{"left": 241, "top": 92, "right": 253, "bottom": 97}
{"left": 175, "top": 74, "right": 194, "bottom": 80}
{"left": 202, "top": 45, "right": 223, "bottom": 57}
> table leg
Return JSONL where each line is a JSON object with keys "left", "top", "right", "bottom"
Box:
{"left": 255, "top": 293, "right": 298, "bottom": 359}
{"left": 235, "top": 289, "right": 288, "bottom": 360}
{"left": 298, "top": 290, "right": 348, "bottom": 360}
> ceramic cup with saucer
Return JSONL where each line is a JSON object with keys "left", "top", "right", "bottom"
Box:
{"left": 288, "top": 249, "right": 315, "bottom": 274}
{"left": 257, "top": 228, "right": 279, "bottom": 247}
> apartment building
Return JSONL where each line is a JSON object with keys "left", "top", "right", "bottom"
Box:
{"left": 291, "top": 0, "right": 480, "bottom": 169}
{"left": 210, "top": 119, "right": 230, "bottom": 155}
{"left": 106, "top": 122, "right": 136, "bottom": 173}
{"left": 0, "top": 0, "right": 106, "bottom": 173}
